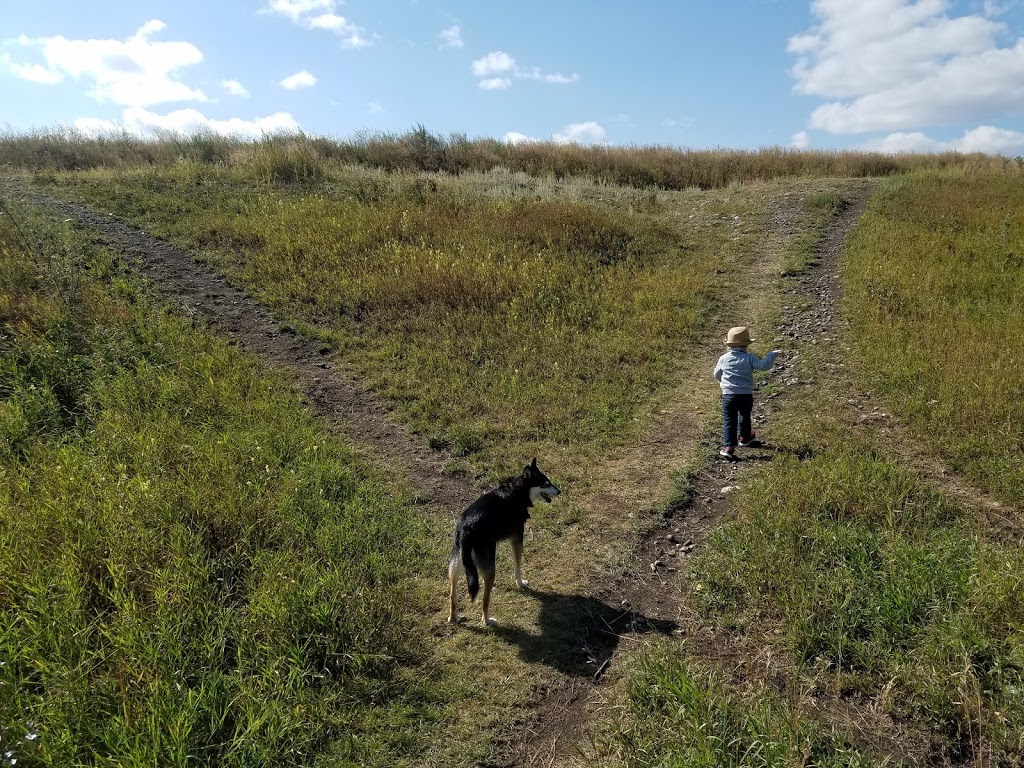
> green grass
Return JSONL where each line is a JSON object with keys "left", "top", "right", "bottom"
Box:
{"left": 593, "top": 645, "right": 875, "bottom": 767}
{"left": 0, "top": 203, "right": 454, "bottom": 766}
{"left": 28, "top": 163, "right": 761, "bottom": 478}
{"left": 694, "top": 443, "right": 1024, "bottom": 759}
{"left": 844, "top": 168, "right": 1024, "bottom": 505}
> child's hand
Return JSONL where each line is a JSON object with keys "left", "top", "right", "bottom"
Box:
{"left": 772, "top": 349, "right": 782, "bottom": 356}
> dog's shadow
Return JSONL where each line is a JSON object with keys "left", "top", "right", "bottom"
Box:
{"left": 469, "top": 588, "right": 678, "bottom": 678}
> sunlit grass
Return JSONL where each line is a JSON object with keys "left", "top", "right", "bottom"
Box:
{"left": 0, "top": 204, "right": 451, "bottom": 766}
{"left": 694, "top": 438, "right": 1024, "bottom": 761}
{"left": 594, "top": 646, "right": 874, "bottom": 768}
{"left": 32, "top": 163, "right": 764, "bottom": 477}
{"left": 844, "top": 168, "right": 1024, "bottom": 505}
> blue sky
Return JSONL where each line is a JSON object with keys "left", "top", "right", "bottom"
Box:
{"left": 3, "top": 1, "right": 1024, "bottom": 153}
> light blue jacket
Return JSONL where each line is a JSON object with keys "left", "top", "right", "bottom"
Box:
{"left": 713, "top": 347, "right": 777, "bottom": 394}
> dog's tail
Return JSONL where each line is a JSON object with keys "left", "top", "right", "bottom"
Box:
{"left": 462, "top": 540, "right": 479, "bottom": 601}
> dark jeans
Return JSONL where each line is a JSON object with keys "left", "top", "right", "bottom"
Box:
{"left": 722, "top": 393, "right": 754, "bottom": 447}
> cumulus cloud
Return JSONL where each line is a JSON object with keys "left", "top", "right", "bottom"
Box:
{"left": 862, "top": 125, "right": 1024, "bottom": 154}
{"left": 222, "top": 79, "right": 249, "bottom": 97}
{"left": 439, "top": 25, "right": 463, "bottom": 49}
{"left": 470, "top": 50, "right": 579, "bottom": 89}
{"left": 280, "top": 70, "right": 316, "bottom": 89}
{"left": 1, "top": 54, "right": 62, "bottom": 84}
{"left": 503, "top": 131, "right": 541, "bottom": 144}
{"left": 1, "top": 20, "right": 206, "bottom": 106}
{"left": 552, "top": 121, "right": 607, "bottom": 145}
{"left": 791, "top": 130, "right": 811, "bottom": 148}
{"left": 503, "top": 123, "right": 612, "bottom": 145}
{"left": 479, "top": 77, "right": 511, "bottom": 90}
{"left": 789, "top": 0, "right": 1024, "bottom": 134}
{"left": 74, "top": 106, "right": 299, "bottom": 138}
{"left": 261, "top": 0, "right": 371, "bottom": 48}
{"left": 471, "top": 51, "right": 515, "bottom": 77}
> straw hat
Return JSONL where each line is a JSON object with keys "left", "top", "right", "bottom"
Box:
{"left": 725, "top": 326, "right": 753, "bottom": 347}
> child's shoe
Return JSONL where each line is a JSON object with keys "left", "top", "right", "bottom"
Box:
{"left": 719, "top": 446, "right": 737, "bottom": 460}
{"left": 738, "top": 434, "right": 763, "bottom": 448}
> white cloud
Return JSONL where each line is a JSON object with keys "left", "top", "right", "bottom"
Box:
{"left": 2, "top": 20, "right": 206, "bottom": 106}
{"left": 369, "top": 101, "right": 383, "bottom": 113}
{"left": 542, "top": 72, "right": 579, "bottom": 84}
{"left": 479, "top": 77, "right": 511, "bottom": 90}
{"left": 74, "top": 106, "right": 299, "bottom": 138}
{"left": 261, "top": 0, "right": 371, "bottom": 48}
{"left": 983, "top": 1, "right": 1010, "bottom": 17}
{"left": 552, "top": 121, "right": 607, "bottom": 145}
{"left": 439, "top": 25, "right": 463, "bottom": 49}
{"left": 263, "top": 0, "right": 333, "bottom": 22}
{"left": 1, "top": 53, "right": 61, "bottom": 84}
{"left": 280, "top": 70, "right": 316, "bottom": 89}
{"left": 789, "top": 0, "right": 1024, "bottom": 134}
{"left": 862, "top": 124, "right": 1024, "bottom": 154}
{"left": 472, "top": 51, "right": 516, "bottom": 77}
{"left": 504, "top": 131, "right": 541, "bottom": 144}
{"left": 470, "top": 50, "right": 579, "bottom": 90}
{"left": 791, "top": 130, "right": 811, "bottom": 148}
{"left": 222, "top": 79, "right": 249, "bottom": 97}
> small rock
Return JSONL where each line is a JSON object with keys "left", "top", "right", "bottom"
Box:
{"left": 721, "top": 485, "right": 740, "bottom": 495}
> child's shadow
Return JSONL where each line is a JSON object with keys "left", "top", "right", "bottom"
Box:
{"left": 735, "top": 442, "right": 815, "bottom": 463}
{"left": 470, "top": 587, "right": 679, "bottom": 678}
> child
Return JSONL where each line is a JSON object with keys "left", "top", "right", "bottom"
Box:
{"left": 713, "top": 326, "right": 780, "bottom": 460}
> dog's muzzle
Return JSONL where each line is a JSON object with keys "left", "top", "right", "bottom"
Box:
{"left": 540, "top": 485, "right": 561, "bottom": 503}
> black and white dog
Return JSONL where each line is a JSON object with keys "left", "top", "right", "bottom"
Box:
{"left": 447, "top": 458, "right": 560, "bottom": 626}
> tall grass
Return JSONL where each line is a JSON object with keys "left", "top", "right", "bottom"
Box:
{"left": 594, "top": 647, "right": 874, "bottom": 767}
{"left": 844, "top": 168, "right": 1024, "bottom": 505}
{"left": 0, "top": 127, "right": 1008, "bottom": 190}
{"left": 695, "top": 442, "right": 1024, "bottom": 761}
{"left": 0, "top": 203, "right": 440, "bottom": 766}
{"left": 31, "top": 164, "right": 751, "bottom": 474}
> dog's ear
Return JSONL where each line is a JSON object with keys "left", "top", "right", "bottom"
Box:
{"left": 530, "top": 457, "right": 537, "bottom": 469}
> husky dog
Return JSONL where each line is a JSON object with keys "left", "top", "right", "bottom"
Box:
{"left": 448, "top": 458, "right": 561, "bottom": 626}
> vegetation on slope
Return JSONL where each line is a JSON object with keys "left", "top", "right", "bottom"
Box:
{"left": 32, "top": 162, "right": 770, "bottom": 478}
{"left": 0, "top": 202, "right": 444, "bottom": 767}
{"left": 844, "top": 168, "right": 1024, "bottom": 506}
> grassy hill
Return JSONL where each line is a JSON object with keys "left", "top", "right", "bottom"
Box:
{"left": 1, "top": 132, "right": 1021, "bottom": 766}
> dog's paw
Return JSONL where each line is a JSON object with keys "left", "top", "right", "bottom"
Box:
{"left": 516, "top": 579, "right": 529, "bottom": 589}
{"left": 483, "top": 616, "right": 496, "bottom": 627}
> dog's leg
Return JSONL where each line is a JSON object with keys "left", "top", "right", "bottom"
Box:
{"left": 480, "top": 566, "right": 496, "bottom": 626}
{"left": 511, "top": 537, "right": 528, "bottom": 588}
{"left": 447, "top": 556, "right": 461, "bottom": 623}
